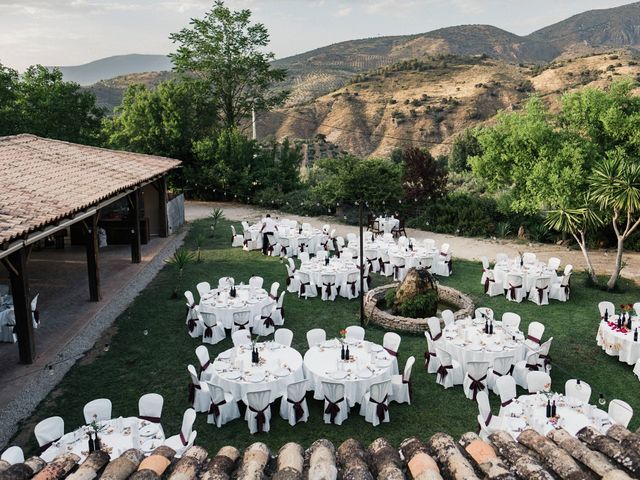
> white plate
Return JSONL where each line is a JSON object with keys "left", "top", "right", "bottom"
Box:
{"left": 141, "top": 439, "right": 159, "bottom": 453}
{"left": 468, "top": 344, "right": 483, "bottom": 351}
{"left": 140, "top": 424, "right": 159, "bottom": 437}
{"left": 330, "top": 370, "right": 347, "bottom": 379}
{"left": 452, "top": 339, "right": 465, "bottom": 346}
{"left": 247, "top": 298, "right": 259, "bottom": 304}
{"left": 248, "top": 373, "right": 265, "bottom": 383}
{"left": 273, "top": 368, "right": 290, "bottom": 377}
{"left": 223, "top": 371, "right": 241, "bottom": 380}
{"left": 376, "top": 359, "right": 391, "bottom": 368}
{"left": 358, "top": 369, "right": 373, "bottom": 378}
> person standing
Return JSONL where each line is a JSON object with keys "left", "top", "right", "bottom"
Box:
{"left": 260, "top": 214, "right": 278, "bottom": 255}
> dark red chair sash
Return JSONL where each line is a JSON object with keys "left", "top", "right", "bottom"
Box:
{"left": 437, "top": 364, "right": 452, "bottom": 381}
{"left": 208, "top": 399, "right": 227, "bottom": 420}
{"left": 249, "top": 405, "right": 269, "bottom": 433}
{"left": 138, "top": 415, "right": 161, "bottom": 423}
{"left": 287, "top": 397, "right": 305, "bottom": 423}
{"left": 468, "top": 374, "right": 487, "bottom": 400}
{"left": 324, "top": 396, "right": 344, "bottom": 424}
{"left": 179, "top": 431, "right": 188, "bottom": 446}
{"left": 261, "top": 315, "right": 275, "bottom": 328}
{"left": 188, "top": 382, "right": 201, "bottom": 403}
{"left": 383, "top": 347, "right": 397, "bottom": 357}
{"left": 527, "top": 335, "right": 540, "bottom": 345}
{"left": 484, "top": 413, "right": 493, "bottom": 427}
{"left": 369, "top": 394, "right": 389, "bottom": 422}
{"left": 501, "top": 398, "right": 513, "bottom": 408}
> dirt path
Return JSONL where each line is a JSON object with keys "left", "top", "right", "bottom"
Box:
{"left": 186, "top": 201, "right": 640, "bottom": 284}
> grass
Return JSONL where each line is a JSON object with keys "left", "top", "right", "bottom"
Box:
{"left": 13, "top": 218, "right": 640, "bottom": 455}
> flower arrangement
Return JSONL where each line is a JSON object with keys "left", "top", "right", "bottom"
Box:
{"left": 621, "top": 303, "right": 633, "bottom": 313}
{"left": 88, "top": 414, "right": 106, "bottom": 435}
{"left": 339, "top": 329, "right": 347, "bottom": 343}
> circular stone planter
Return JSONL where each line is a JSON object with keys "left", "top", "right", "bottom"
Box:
{"left": 364, "top": 283, "right": 475, "bottom": 334}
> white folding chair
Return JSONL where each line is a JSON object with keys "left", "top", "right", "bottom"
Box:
{"left": 383, "top": 332, "right": 401, "bottom": 375}
{"left": 31, "top": 293, "right": 39, "bottom": 329}
{"left": 196, "top": 282, "right": 211, "bottom": 299}
{"left": 232, "top": 309, "right": 252, "bottom": 333}
{"left": 187, "top": 365, "right": 210, "bottom": 412}
{"left": 249, "top": 276, "right": 264, "bottom": 290}
{"left": 273, "top": 291, "right": 286, "bottom": 326}
{"left": 501, "top": 312, "right": 521, "bottom": 332}
{"left": 138, "top": 393, "right": 164, "bottom": 423}
{"left": 486, "top": 355, "right": 514, "bottom": 394}
{"left": 34, "top": 417, "right": 64, "bottom": 452}
{"left": 480, "top": 256, "right": 490, "bottom": 285}
{"left": 321, "top": 273, "right": 338, "bottom": 302}
{"left": 427, "top": 316, "right": 443, "bottom": 342}
{"left": 199, "top": 307, "right": 225, "bottom": 345}
{"left": 83, "top": 398, "right": 112, "bottom": 424}
{"left": 232, "top": 329, "right": 251, "bottom": 347}
{"left": 316, "top": 250, "right": 328, "bottom": 262}
{"left": 496, "top": 375, "right": 517, "bottom": 417}
{"left": 346, "top": 325, "right": 365, "bottom": 341}
{"left": 360, "top": 380, "right": 391, "bottom": 426}
{"left": 322, "top": 382, "right": 349, "bottom": 425}
{"left": 441, "top": 309, "right": 455, "bottom": 327}
{"left": 195, "top": 345, "right": 215, "bottom": 381}
{"left": 529, "top": 276, "right": 550, "bottom": 306}
{"left": 231, "top": 225, "right": 244, "bottom": 247}
{"left": 218, "top": 277, "right": 235, "bottom": 289}
{"left": 280, "top": 380, "right": 309, "bottom": 426}
{"left": 245, "top": 390, "right": 272, "bottom": 434}
{"left": 463, "top": 361, "right": 490, "bottom": 400}
{"left": 484, "top": 270, "right": 503, "bottom": 297}
{"left": 513, "top": 352, "right": 540, "bottom": 389}
{"left": 297, "top": 271, "right": 317, "bottom": 299}
{"left": 608, "top": 399, "right": 634, "bottom": 428}
{"left": 526, "top": 371, "right": 551, "bottom": 393}
{"left": 279, "top": 237, "right": 293, "bottom": 259}
{"left": 164, "top": 408, "right": 197, "bottom": 457}
{"left": 285, "top": 264, "right": 299, "bottom": 293}
{"left": 505, "top": 274, "right": 525, "bottom": 303}
{"left": 525, "top": 321, "right": 545, "bottom": 351}
{"left": 253, "top": 304, "right": 276, "bottom": 337}
{"left": 537, "top": 337, "right": 553, "bottom": 372}
{"left": 365, "top": 248, "right": 379, "bottom": 273}
{"left": 274, "top": 328, "right": 293, "bottom": 347}
{"left": 598, "top": 301, "right": 615, "bottom": 320}
{"left": 206, "top": 384, "right": 240, "bottom": 427}
{"left": 550, "top": 272, "right": 571, "bottom": 302}
{"left": 307, "top": 328, "right": 326, "bottom": 348}
{"left": 564, "top": 379, "right": 592, "bottom": 404}
{"left": 435, "top": 347, "right": 463, "bottom": 389}
{"left": 1, "top": 446, "right": 24, "bottom": 465}
{"left": 424, "top": 334, "right": 440, "bottom": 374}
{"left": 434, "top": 244, "right": 452, "bottom": 277}
{"left": 391, "top": 356, "right": 415, "bottom": 404}
{"left": 522, "top": 252, "right": 537, "bottom": 265}
{"left": 547, "top": 257, "right": 561, "bottom": 272}
{"left": 389, "top": 255, "right": 406, "bottom": 282}
{"left": 298, "top": 251, "right": 310, "bottom": 264}
{"left": 476, "top": 391, "right": 502, "bottom": 441}
{"left": 184, "top": 291, "right": 202, "bottom": 338}
{"left": 378, "top": 251, "right": 392, "bottom": 276}
{"left": 342, "top": 272, "right": 360, "bottom": 300}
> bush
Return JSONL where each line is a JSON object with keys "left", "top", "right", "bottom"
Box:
{"left": 383, "top": 288, "right": 397, "bottom": 309}
{"left": 397, "top": 291, "right": 438, "bottom": 318}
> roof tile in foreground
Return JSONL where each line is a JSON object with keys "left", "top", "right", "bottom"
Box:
{"left": 0, "top": 134, "right": 181, "bottom": 246}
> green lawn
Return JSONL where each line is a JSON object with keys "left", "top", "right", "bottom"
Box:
{"left": 14, "top": 218, "right": 640, "bottom": 454}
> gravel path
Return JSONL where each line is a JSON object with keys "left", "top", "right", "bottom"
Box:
{"left": 0, "top": 229, "right": 188, "bottom": 449}
{"left": 187, "top": 200, "right": 640, "bottom": 283}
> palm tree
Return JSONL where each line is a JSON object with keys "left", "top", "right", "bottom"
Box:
{"left": 589, "top": 150, "right": 640, "bottom": 290}
{"left": 166, "top": 248, "right": 195, "bottom": 298}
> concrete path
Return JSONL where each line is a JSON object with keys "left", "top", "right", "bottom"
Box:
{"left": 186, "top": 200, "right": 640, "bottom": 283}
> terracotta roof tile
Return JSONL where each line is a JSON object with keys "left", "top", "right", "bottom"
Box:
{"left": 0, "top": 134, "right": 181, "bottom": 245}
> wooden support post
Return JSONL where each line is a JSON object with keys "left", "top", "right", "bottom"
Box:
{"left": 5, "top": 249, "right": 35, "bottom": 364}
{"left": 129, "top": 190, "right": 141, "bottom": 264}
{"left": 85, "top": 214, "right": 101, "bottom": 301}
{"left": 158, "top": 177, "right": 169, "bottom": 238}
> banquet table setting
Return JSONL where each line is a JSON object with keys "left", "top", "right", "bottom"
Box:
{"left": 596, "top": 316, "right": 640, "bottom": 366}
{"left": 209, "top": 341, "right": 304, "bottom": 403}
{"left": 499, "top": 393, "right": 614, "bottom": 438}
{"left": 199, "top": 284, "right": 274, "bottom": 329}
{"left": 41, "top": 417, "right": 165, "bottom": 463}
{"left": 246, "top": 219, "right": 324, "bottom": 253}
{"left": 298, "top": 257, "right": 360, "bottom": 293}
{"left": 386, "top": 244, "right": 438, "bottom": 270}
{"left": 492, "top": 257, "right": 556, "bottom": 292}
{"left": 375, "top": 216, "right": 399, "bottom": 234}
{"left": 304, "top": 338, "right": 396, "bottom": 407}
{"left": 442, "top": 318, "right": 527, "bottom": 369}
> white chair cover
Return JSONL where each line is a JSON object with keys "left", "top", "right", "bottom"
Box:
{"left": 383, "top": 332, "right": 401, "bottom": 375}
{"left": 564, "top": 379, "right": 592, "bottom": 404}
{"left": 360, "top": 380, "right": 391, "bottom": 426}
{"left": 424, "top": 334, "right": 440, "bottom": 374}
{"left": 285, "top": 264, "right": 299, "bottom": 293}
{"left": 83, "top": 398, "right": 112, "bottom": 424}
{"left": 598, "top": 301, "right": 615, "bottom": 320}
{"left": 206, "top": 384, "right": 240, "bottom": 427}
{"left": 496, "top": 375, "right": 517, "bottom": 417}
{"left": 547, "top": 257, "right": 561, "bottom": 271}
{"left": 608, "top": 399, "right": 633, "bottom": 428}
{"left": 271, "top": 291, "right": 285, "bottom": 326}
{"left": 321, "top": 273, "right": 338, "bottom": 302}
{"left": 513, "top": 352, "right": 540, "bottom": 389}
{"left": 307, "top": 328, "right": 326, "bottom": 348}
{"left": 484, "top": 270, "right": 503, "bottom": 297}
{"left": 525, "top": 321, "right": 545, "bottom": 351}
{"left": 501, "top": 312, "right": 521, "bottom": 332}
{"left": 218, "top": 277, "right": 235, "bottom": 289}
{"left": 526, "top": 371, "right": 551, "bottom": 393}
{"left": 1, "top": 446, "right": 24, "bottom": 464}
{"left": 232, "top": 309, "right": 252, "bottom": 333}
{"left": 195, "top": 345, "right": 214, "bottom": 381}
{"left": 486, "top": 355, "right": 514, "bottom": 394}
{"left": 231, "top": 225, "right": 244, "bottom": 247}
{"left": 164, "top": 408, "right": 196, "bottom": 457}
{"left": 274, "top": 328, "right": 293, "bottom": 347}
{"left": 391, "top": 356, "right": 415, "bottom": 404}
{"left": 427, "top": 317, "right": 443, "bottom": 342}
{"left": 463, "top": 361, "right": 490, "bottom": 400}
{"left": 322, "top": 382, "right": 349, "bottom": 425}
{"left": 34, "top": 416, "right": 64, "bottom": 448}
{"left": 196, "top": 282, "right": 211, "bottom": 299}
{"left": 187, "top": 365, "right": 210, "bottom": 412}
{"left": 537, "top": 337, "right": 553, "bottom": 372}
{"left": 138, "top": 393, "right": 164, "bottom": 423}
{"left": 480, "top": 256, "right": 490, "bottom": 285}
{"left": 523, "top": 252, "right": 537, "bottom": 265}
{"left": 389, "top": 255, "right": 406, "bottom": 282}
{"left": 378, "top": 251, "right": 392, "bottom": 276}
{"left": 505, "top": 274, "right": 525, "bottom": 303}
{"left": 346, "top": 326, "right": 365, "bottom": 341}
{"left": 249, "top": 276, "right": 264, "bottom": 290}
{"left": 279, "top": 379, "right": 309, "bottom": 426}
{"left": 297, "top": 271, "right": 317, "bottom": 299}
{"left": 245, "top": 390, "right": 272, "bottom": 434}
{"left": 529, "top": 276, "right": 550, "bottom": 305}
{"left": 341, "top": 271, "right": 360, "bottom": 300}
{"left": 476, "top": 391, "right": 502, "bottom": 441}
{"left": 549, "top": 272, "right": 571, "bottom": 302}
{"left": 199, "top": 308, "right": 226, "bottom": 345}
{"left": 184, "top": 291, "right": 202, "bottom": 338}
{"left": 253, "top": 304, "right": 276, "bottom": 337}
{"left": 299, "top": 252, "right": 311, "bottom": 264}
{"left": 441, "top": 310, "right": 455, "bottom": 327}
{"left": 435, "top": 347, "right": 463, "bottom": 389}
{"left": 232, "top": 329, "right": 251, "bottom": 347}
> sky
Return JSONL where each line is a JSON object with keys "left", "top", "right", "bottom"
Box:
{"left": 0, "top": 0, "right": 635, "bottom": 71}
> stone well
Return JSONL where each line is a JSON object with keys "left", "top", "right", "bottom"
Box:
{"left": 364, "top": 283, "right": 475, "bottom": 334}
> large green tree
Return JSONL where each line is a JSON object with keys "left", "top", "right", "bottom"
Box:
{"left": 169, "top": 0, "right": 288, "bottom": 130}
{"left": 0, "top": 63, "right": 103, "bottom": 143}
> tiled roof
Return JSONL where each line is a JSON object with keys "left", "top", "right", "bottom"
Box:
{"left": 0, "top": 134, "right": 181, "bottom": 246}
{"left": 1, "top": 426, "right": 639, "bottom": 480}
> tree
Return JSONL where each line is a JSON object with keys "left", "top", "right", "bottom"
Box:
{"left": 103, "top": 80, "right": 216, "bottom": 165}
{"left": 448, "top": 128, "right": 482, "bottom": 172}
{"left": 401, "top": 147, "right": 448, "bottom": 202}
{"left": 0, "top": 63, "right": 19, "bottom": 135}
{"left": 169, "top": 0, "right": 288, "bottom": 130}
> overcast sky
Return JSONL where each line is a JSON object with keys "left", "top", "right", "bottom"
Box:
{"left": 0, "top": 0, "right": 635, "bottom": 71}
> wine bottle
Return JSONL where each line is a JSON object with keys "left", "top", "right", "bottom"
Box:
{"left": 94, "top": 434, "right": 101, "bottom": 451}
{"left": 346, "top": 346, "right": 350, "bottom": 360}
{"left": 604, "top": 310, "right": 609, "bottom": 322}
{"left": 88, "top": 433, "right": 95, "bottom": 453}
{"left": 489, "top": 321, "right": 494, "bottom": 335}
{"left": 341, "top": 344, "right": 345, "bottom": 360}
{"left": 551, "top": 401, "right": 557, "bottom": 417}
{"left": 546, "top": 400, "right": 551, "bottom": 418}
{"left": 634, "top": 328, "right": 638, "bottom": 342}
{"left": 628, "top": 315, "right": 633, "bottom": 329}
{"left": 484, "top": 318, "right": 488, "bottom": 334}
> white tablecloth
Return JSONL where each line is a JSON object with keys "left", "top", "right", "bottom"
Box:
{"left": 500, "top": 393, "right": 613, "bottom": 438}
{"left": 247, "top": 222, "right": 322, "bottom": 252}
{"left": 42, "top": 417, "right": 165, "bottom": 463}
{"left": 375, "top": 217, "right": 399, "bottom": 234}
{"left": 210, "top": 342, "right": 304, "bottom": 403}
{"left": 199, "top": 286, "right": 274, "bottom": 329}
{"left": 387, "top": 246, "right": 437, "bottom": 269}
{"left": 0, "top": 306, "right": 14, "bottom": 326}
{"left": 298, "top": 258, "right": 359, "bottom": 291}
{"left": 597, "top": 319, "right": 640, "bottom": 366}
{"left": 493, "top": 261, "right": 554, "bottom": 291}
{"left": 442, "top": 319, "right": 527, "bottom": 369}
{"left": 304, "top": 339, "right": 394, "bottom": 407}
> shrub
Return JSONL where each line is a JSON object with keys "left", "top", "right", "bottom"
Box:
{"left": 397, "top": 291, "right": 438, "bottom": 318}
{"left": 383, "top": 288, "right": 397, "bottom": 309}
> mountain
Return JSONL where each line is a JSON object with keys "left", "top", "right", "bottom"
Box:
{"left": 529, "top": 1, "right": 640, "bottom": 52}
{"left": 52, "top": 54, "right": 172, "bottom": 85}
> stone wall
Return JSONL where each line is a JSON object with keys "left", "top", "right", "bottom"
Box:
{"left": 364, "top": 283, "right": 475, "bottom": 334}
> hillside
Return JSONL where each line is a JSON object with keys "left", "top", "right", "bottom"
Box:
{"left": 52, "top": 54, "right": 172, "bottom": 85}
{"left": 86, "top": 71, "right": 177, "bottom": 112}
{"left": 257, "top": 51, "right": 640, "bottom": 159}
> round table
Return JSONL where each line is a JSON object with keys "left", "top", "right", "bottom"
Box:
{"left": 597, "top": 319, "right": 640, "bottom": 365}
{"left": 442, "top": 319, "right": 527, "bottom": 368}
{"left": 41, "top": 417, "right": 165, "bottom": 463}
{"left": 376, "top": 217, "right": 399, "bottom": 234}
{"left": 493, "top": 262, "right": 554, "bottom": 292}
{"left": 298, "top": 258, "right": 359, "bottom": 292}
{"left": 304, "top": 338, "right": 394, "bottom": 407}
{"left": 500, "top": 393, "right": 613, "bottom": 438}
{"left": 210, "top": 342, "right": 304, "bottom": 403}
{"left": 199, "top": 286, "right": 274, "bottom": 329}
{"left": 387, "top": 246, "right": 436, "bottom": 269}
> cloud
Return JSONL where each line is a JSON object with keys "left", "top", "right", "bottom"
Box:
{"left": 335, "top": 5, "right": 352, "bottom": 17}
